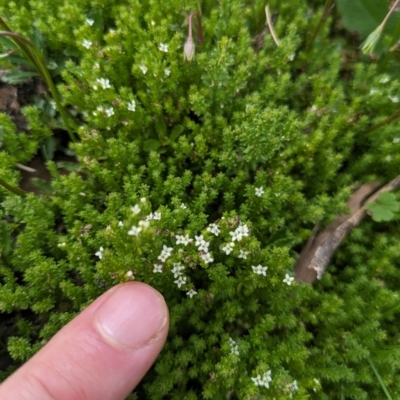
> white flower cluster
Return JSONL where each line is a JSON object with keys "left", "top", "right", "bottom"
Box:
{"left": 207, "top": 223, "right": 220, "bottom": 236}
{"left": 95, "top": 246, "right": 104, "bottom": 259}
{"left": 195, "top": 235, "right": 213, "bottom": 264}
{"left": 252, "top": 265, "right": 268, "bottom": 276}
{"left": 82, "top": 39, "right": 92, "bottom": 49}
{"left": 96, "top": 106, "right": 114, "bottom": 117}
{"left": 176, "top": 234, "right": 193, "bottom": 246}
{"left": 146, "top": 212, "right": 161, "bottom": 221}
{"left": 171, "top": 262, "right": 187, "bottom": 288}
{"left": 229, "top": 224, "right": 249, "bottom": 242}
{"left": 251, "top": 370, "right": 272, "bottom": 388}
{"left": 158, "top": 43, "right": 168, "bottom": 52}
{"left": 228, "top": 337, "right": 239, "bottom": 356}
{"left": 158, "top": 245, "right": 173, "bottom": 262}
{"left": 96, "top": 78, "right": 111, "bottom": 89}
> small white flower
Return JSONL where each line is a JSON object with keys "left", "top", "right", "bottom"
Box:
{"left": 288, "top": 380, "right": 298, "bottom": 392}
{"left": 139, "top": 220, "right": 150, "bottom": 229}
{"left": 139, "top": 64, "right": 148, "bottom": 74}
{"left": 255, "top": 187, "right": 265, "bottom": 197}
{"left": 176, "top": 234, "right": 193, "bottom": 246}
{"left": 58, "top": 242, "right": 66, "bottom": 247}
{"left": 238, "top": 250, "right": 249, "bottom": 259}
{"left": 222, "top": 242, "right": 235, "bottom": 255}
{"left": 252, "top": 370, "right": 272, "bottom": 388}
{"left": 252, "top": 264, "right": 268, "bottom": 276}
{"left": 86, "top": 18, "right": 94, "bottom": 26}
{"left": 171, "top": 262, "right": 184, "bottom": 278}
{"left": 131, "top": 204, "right": 141, "bottom": 214}
{"left": 105, "top": 107, "right": 114, "bottom": 117}
{"left": 228, "top": 338, "right": 240, "bottom": 355}
{"left": 128, "top": 226, "right": 142, "bottom": 236}
{"left": 127, "top": 100, "right": 136, "bottom": 112}
{"left": 180, "top": 203, "right": 187, "bottom": 209}
{"left": 230, "top": 224, "right": 250, "bottom": 242}
{"left": 198, "top": 240, "right": 210, "bottom": 252}
{"left": 164, "top": 68, "right": 171, "bottom": 76}
{"left": 153, "top": 212, "right": 161, "bottom": 220}
{"left": 153, "top": 264, "right": 163, "bottom": 273}
{"left": 288, "top": 53, "right": 296, "bottom": 61}
{"left": 200, "top": 252, "right": 214, "bottom": 264}
{"left": 195, "top": 235, "right": 206, "bottom": 247}
{"left": 207, "top": 223, "right": 220, "bottom": 236}
{"left": 118, "top": 221, "right": 123, "bottom": 227}
{"left": 158, "top": 245, "right": 173, "bottom": 262}
{"left": 283, "top": 273, "right": 295, "bottom": 285}
{"left": 126, "top": 270, "right": 134, "bottom": 278}
{"left": 146, "top": 213, "right": 154, "bottom": 221}
{"left": 393, "top": 138, "right": 400, "bottom": 143}
{"left": 369, "top": 88, "right": 379, "bottom": 95}
{"left": 82, "top": 39, "right": 92, "bottom": 49}
{"left": 389, "top": 95, "right": 399, "bottom": 103}
{"left": 174, "top": 275, "right": 186, "bottom": 288}
{"left": 380, "top": 76, "right": 390, "bottom": 83}
{"left": 96, "top": 78, "right": 111, "bottom": 89}
{"left": 95, "top": 246, "right": 104, "bottom": 259}
{"left": 158, "top": 43, "right": 168, "bottom": 52}
{"left": 186, "top": 289, "right": 197, "bottom": 298}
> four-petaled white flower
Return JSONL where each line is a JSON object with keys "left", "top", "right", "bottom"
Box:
{"left": 86, "top": 18, "right": 94, "bottom": 26}
{"left": 229, "top": 224, "right": 249, "bottom": 242}
{"left": 252, "top": 264, "right": 268, "bottom": 276}
{"left": 251, "top": 370, "right": 272, "bottom": 388}
{"left": 238, "top": 250, "right": 249, "bottom": 259}
{"left": 158, "top": 43, "right": 168, "bottom": 52}
{"left": 195, "top": 235, "right": 206, "bottom": 247}
{"left": 128, "top": 226, "right": 142, "bottom": 236}
{"left": 131, "top": 204, "right": 141, "bottom": 214}
{"left": 127, "top": 100, "right": 136, "bottom": 112}
{"left": 153, "top": 264, "right": 163, "bottom": 273}
{"left": 96, "top": 78, "right": 111, "bottom": 89}
{"left": 288, "top": 380, "right": 298, "bottom": 392}
{"left": 222, "top": 242, "right": 235, "bottom": 255}
{"left": 153, "top": 212, "right": 161, "bottom": 220}
{"left": 138, "top": 220, "right": 150, "bottom": 229}
{"left": 139, "top": 64, "right": 148, "bottom": 74}
{"left": 164, "top": 68, "right": 171, "bottom": 76}
{"left": 95, "top": 246, "right": 104, "bottom": 259}
{"left": 158, "top": 245, "right": 173, "bottom": 262}
{"left": 207, "top": 223, "right": 220, "bottom": 236}
{"left": 200, "top": 252, "right": 214, "bottom": 264}
{"left": 118, "top": 221, "right": 123, "bottom": 227}
{"left": 180, "top": 203, "right": 187, "bottom": 209}
{"left": 82, "top": 39, "right": 92, "bottom": 49}
{"left": 228, "top": 338, "right": 240, "bottom": 356}
{"left": 105, "top": 107, "right": 114, "bottom": 117}
{"left": 283, "top": 273, "right": 295, "bottom": 285}
{"left": 174, "top": 276, "right": 186, "bottom": 288}
{"left": 255, "top": 187, "right": 265, "bottom": 197}
{"left": 171, "top": 263, "right": 185, "bottom": 278}
{"left": 198, "top": 240, "right": 210, "bottom": 252}
{"left": 389, "top": 95, "right": 399, "bottom": 103}
{"left": 186, "top": 289, "right": 197, "bottom": 298}
{"left": 176, "top": 234, "right": 193, "bottom": 246}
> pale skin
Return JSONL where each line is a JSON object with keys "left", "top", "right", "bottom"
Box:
{"left": 0, "top": 282, "right": 169, "bottom": 400}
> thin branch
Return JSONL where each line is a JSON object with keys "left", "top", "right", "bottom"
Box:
{"left": 0, "top": 176, "right": 27, "bottom": 197}
{"left": 307, "top": 0, "right": 334, "bottom": 51}
{"left": 295, "top": 176, "right": 400, "bottom": 283}
{"left": 265, "top": 5, "right": 280, "bottom": 47}
{"left": 363, "top": 107, "right": 400, "bottom": 134}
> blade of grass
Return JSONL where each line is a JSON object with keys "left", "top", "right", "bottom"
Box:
{"left": 367, "top": 357, "right": 393, "bottom": 400}
{"left": 0, "top": 177, "right": 26, "bottom": 197}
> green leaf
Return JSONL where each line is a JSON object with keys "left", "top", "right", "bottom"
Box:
{"left": 170, "top": 125, "right": 184, "bottom": 142}
{"left": 41, "top": 137, "right": 57, "bottom": 161}
{"left": 1, "top": 70, "right": 39, "bottom": 84}
{"left": 366, "top": 192, "right": 399, "bottom": 222}
{"left": 143, "top": 139, "right": 161, "bottom": 152}
{"left": 336, "top": 0, "right": 388, "bottom": 37}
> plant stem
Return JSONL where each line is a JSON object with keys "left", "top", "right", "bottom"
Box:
{"left": 0, "top": 177, "right": 26, "bottom": 197}
{"left": 363, "top": 108, "right": 400, "bottom": 134}
{"left": 265, "top": 5, "right": 280, "bottom": 47}
{"left": 380, "top": 0, "right": 400, "bottom": 30}
{"left": 0, "top": 20, "right": 78, "bottom": 142}
{"left": 307, "top": 0, "right": 334, "bottom": 51}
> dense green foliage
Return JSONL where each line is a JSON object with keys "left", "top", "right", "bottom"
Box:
{"left": 1, "top": 0, "right": 400, "bottom": 398}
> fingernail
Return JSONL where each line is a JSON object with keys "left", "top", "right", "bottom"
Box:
{"left": 94, "top": 283, "right": 168, "bottom": 349}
